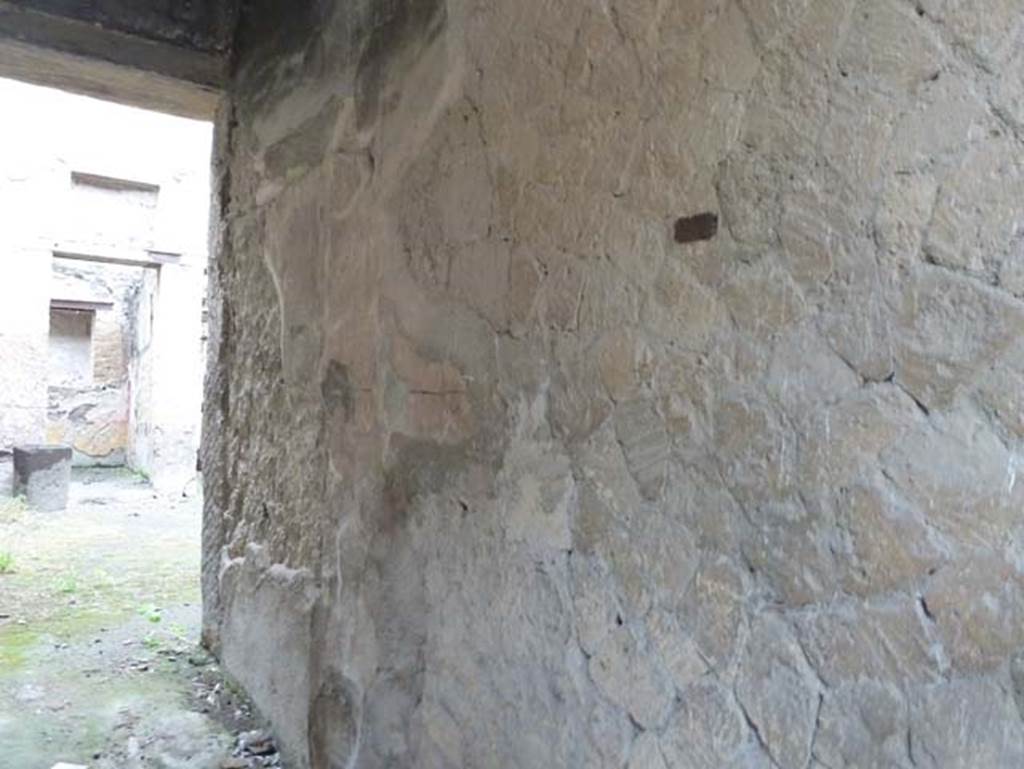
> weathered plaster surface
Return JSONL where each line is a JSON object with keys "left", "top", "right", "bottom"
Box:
{"left": 204, "top": 1, "right": 1024, "bottom": 767}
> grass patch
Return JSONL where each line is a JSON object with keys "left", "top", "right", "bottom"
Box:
{"left": 55, "top": 574, "right": 79, "bottom": 594}
{"left": 142, "top": 632, "right": 162, "bottom": 651}
{"left": 112, "top": 466, "right": 152, "bottom": 485}
{"left": 0, "top": 625, "right": 39, "bottom": 669}
{"left": 0, "top": 551, "right": 13, "bottom": 574}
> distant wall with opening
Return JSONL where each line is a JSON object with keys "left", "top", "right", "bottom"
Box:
{"left": 0, "top": 77, "right": 211, "bottom": 491}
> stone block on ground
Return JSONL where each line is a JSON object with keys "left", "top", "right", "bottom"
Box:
{"left": 0, "top": 451, "right": 12, "bottom": 497}
{"left": 14, "top": 445, "right": 72, "bottom": 512}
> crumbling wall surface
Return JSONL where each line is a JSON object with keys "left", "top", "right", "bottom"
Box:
{"left": 204, "top": 1, "right": 1024, "bottom": 766}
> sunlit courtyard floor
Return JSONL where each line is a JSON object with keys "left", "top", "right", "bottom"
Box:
{"left": 0, "top": 468, "right": 271, "bottom": 769}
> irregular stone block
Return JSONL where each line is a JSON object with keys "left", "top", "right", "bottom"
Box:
{"left": 880, "top": 408, "right": 1024, "bottom": 549}
{"left": 613, "top": 398, "right": 669, "bottom": 501}
{"left": 922, "top": 554, "right": 1024, "bottom": 672}
{"left": 736, "top": 614, "right": 820, "bottom": 768}
{"left": 570, "top": 552, "right": 623, "bottom": 655}
{"left": 501, "top": 441, "right": 575, "bottom": 552}
{"left": 645, "top": 608, "right": 707, "bottom": 691}
{"left": 925, "top": 137, "right": 1024, "bottom": 281}
{"left": 13, "top": 444, "right": 72, "bottom": 512}
{"left": 833, "top": 482, "right": 942, "bottom": 598}
{"left": 627, "top": 732, "right": 668, "bottom": 769}
{"left": 894, "top": 268, "right": 1024, "bottom": 410}
{"left": 739, "top": 503, "right": 840, "bottom": 607}
{"left": 680, "top": 555, "right": 746, "bottom": 671}
{"left": 909, "top": 678, "right": 1024, "bottom": 767}
{"left": 917, "top": 0, "right": 1023, "bottom": 67}
{"left": 660, "top": 681, "right": 765, "bottom": 769}
{"left": 814, "top": 681, "right": 909, "bottom": 769}
{"left": 796, "top": 599, "right": 937, "bottom": 685}
{"left": 589, "top": 625, "right": 674, "bottom": 730}
{"left": 720, "top": 258, "right": 806, "bottom": 342}
{"left": 644, "top": 259, "right": 724, "bottom": 351}
{"left": 838, "top": 0, "right": 943, "bottom": 91}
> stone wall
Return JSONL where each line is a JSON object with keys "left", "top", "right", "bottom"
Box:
{"left": 204, "top": 1, "right": 1024, "bottom": 767}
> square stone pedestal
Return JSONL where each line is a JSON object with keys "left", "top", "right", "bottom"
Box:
{"left": 13, "top": 444, "right": 72, "bottom": 511}
{"left": 0, "top": 451, "right": 12, "bottom": 497}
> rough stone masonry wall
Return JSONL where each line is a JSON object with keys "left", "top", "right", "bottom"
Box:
{"left": 203, "top": 1, "right": 1024, "bottom": 767}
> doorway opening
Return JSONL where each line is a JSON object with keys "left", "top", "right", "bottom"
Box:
{"left": 0, "top": 77, "right": 272, "bottom": 768}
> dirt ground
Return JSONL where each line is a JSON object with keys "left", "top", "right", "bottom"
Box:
{"left": 0, "top": 468, "right": 280, "bottom": 769}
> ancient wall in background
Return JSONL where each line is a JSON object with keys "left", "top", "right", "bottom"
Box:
{"left": 204, "top": 1, "right": 1024, "bottom": 767}
{"left": 45, "top": 260, "right": 146, "bottom": 466}
{"left": 0, "top": 77, "right": 211, "bottom": 491}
